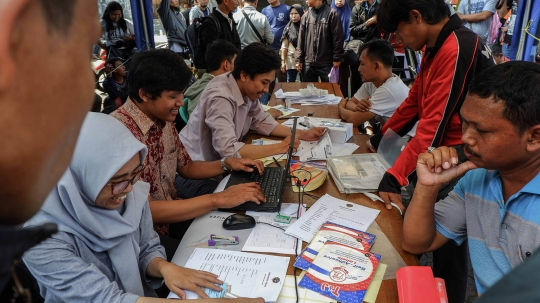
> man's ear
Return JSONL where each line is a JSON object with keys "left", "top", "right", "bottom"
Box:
{"left": 409, "top": 9, "right": 422, "bottom": 24}
{"left": 138, "top": 89, "right": 152, "bottom": 103}
{"left": 0, "top": 0, "right": 32, "bottom": 92}
{"left": 527, "top": 125, "right": 540, "bottom": 152}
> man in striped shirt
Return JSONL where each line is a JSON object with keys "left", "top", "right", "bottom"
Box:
{"left": 403, "top": 62, "right": 540, "bottom": 297}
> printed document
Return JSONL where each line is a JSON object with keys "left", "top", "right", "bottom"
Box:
{"left": 285, "top": 194, "right": 380, "bottom": 242}
{"left": 168, "top": 248, "right": 289, "bottom": 301}
{"left": 242, "top": 203, "right": 305, "bottom": 255}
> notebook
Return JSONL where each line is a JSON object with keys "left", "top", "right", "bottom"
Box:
{"left": 220, "top": 118, "right": 298, "bottom": 212}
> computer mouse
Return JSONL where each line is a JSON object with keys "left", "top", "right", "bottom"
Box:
{"left": 222, "top": 214, "right": 256, "bottom": 230}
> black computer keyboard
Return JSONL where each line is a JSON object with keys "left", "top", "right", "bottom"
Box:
{"left": 248, "top": 167, "right": 283, "bottom": 205}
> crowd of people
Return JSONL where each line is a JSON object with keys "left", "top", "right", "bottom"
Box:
{"left": 2, "top": 0, "right": 540, "bottom": 303}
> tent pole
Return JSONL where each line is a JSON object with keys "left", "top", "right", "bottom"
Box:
{"left": 139, "top": 0, "right": 151, "bottom": 50}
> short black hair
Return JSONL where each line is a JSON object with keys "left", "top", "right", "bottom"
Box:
{"left": 489, "top": 43, "right": 503, "bottom": 56}
{"left": 216, "top": 0, "right": 224, "bottom": 4}
{"left": 127, "top": 49, "right": 192, "bottom": 103}
{"left": 377, "top": 0, "right": 449, "bottom": 33}
{"left": 40, "top": 0, "right": 77, "bottom": 35}
{"left": 467, "top": 61, "right": 540, "bottom": 134}
{"left": 232, "top": 43, "right": 280, "bottom": 79}
{"left": 206, "top": 40, "right": 240, "bottom": 73}
{"left": 358, "top": 39, "right": 395, "bottom": 68}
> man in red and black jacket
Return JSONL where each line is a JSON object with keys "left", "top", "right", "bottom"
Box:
{"left": 373, "top": 0, "right": 494, "bottom": 211}
{"left": 373, "top": 1, "right": 494, "bottom": 302}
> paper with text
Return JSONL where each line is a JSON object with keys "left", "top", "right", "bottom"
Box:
{"left": 168, "top": 248, "right": 289, "bottom": 301}
{"left": 285, "top": 194, "right": 380, "bottom": 242}
{"left": 243, "top": 204, "right": 305, "bottom": 255}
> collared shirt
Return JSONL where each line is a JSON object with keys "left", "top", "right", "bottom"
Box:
{"left": 216, "top": 8, "right": 233, "bottom": 30}
{"left": 435, "top": 169, "right": 540, "bottom": 294}
{"left": 233, "top": 5, "right": 274, "bottom": 49}
{"left": 111, "top": 99, "right": 192, "bottom": 235}
{"left": 180, "top": 73, "right": 278, "bottom": 161}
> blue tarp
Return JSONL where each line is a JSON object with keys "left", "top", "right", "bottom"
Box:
{"left": 130, "top": 0, "right": 155, "bottom": 50}
{"left": 510, "top": 0, "right": 539, "bottom": 61}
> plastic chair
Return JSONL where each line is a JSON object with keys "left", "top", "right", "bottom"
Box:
{"left": 180, "top": 98, "right": 190, "bottom": 124}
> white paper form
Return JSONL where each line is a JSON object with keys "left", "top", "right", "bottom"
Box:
{"left": 169, "top": 248, "right": 290, "bottom": 301}
{"left": 284, "top": 194, "right": 380, "bottom": 243}
{"left": 243, "top": 203, "right": 305, "bottom": 255}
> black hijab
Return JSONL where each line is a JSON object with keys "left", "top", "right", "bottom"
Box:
{"left": 281, "top": 4, "right": 305, "bottom": 48}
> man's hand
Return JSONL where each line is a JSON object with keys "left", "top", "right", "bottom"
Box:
{"left": 365, "top": 16, "right": 377, "bottom": 27}
{"left": 160, "top": 263, "right": 222, "bottom": 299}
{"left": 296, "top": 63, "right": 303, "bottom": 73}
{"left": 266, "top": 108, "right": 283, "bottom": 119}
{"left": 416, "top": 146, "right": 478, "bottom": 187}
{"left": 379, "top": 191, "right": 405, "bottom": 213}
{"left": 338, "top": 97, "right": 348, "bottom": 108}
{"left": 280, "top": 134, "right": 300, "bottom": 152}
{"left": 333, "top": 61, "right": 341, "bottom": 68}
{"left": 215, "top": 183, "right": 266, "bottom": 207}
{"left": 225, "top": 158, "right": 265, "bottom": 175}
{"left": 298, "top": 127, "right": 327, "bottom": 141}
{"left": 354, "top": 98, "right": 372, "bottom": 112}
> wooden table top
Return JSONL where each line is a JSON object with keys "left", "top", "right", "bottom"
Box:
{"left": 247, "top": 81, "right": 418, "bottom": 303}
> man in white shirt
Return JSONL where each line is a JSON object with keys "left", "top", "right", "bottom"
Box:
{"left": 233, "top": 0, "right": 274, "bottom": 49}
{"left": 338, "top": 39, "right": 413, "bottom": 135}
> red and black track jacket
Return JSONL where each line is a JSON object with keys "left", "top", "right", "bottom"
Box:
{"left": 373, "top": 14, "right": 495, "bottom": 193}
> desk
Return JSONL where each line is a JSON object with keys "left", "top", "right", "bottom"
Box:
{"left": 267, "top": 82, "right": 417, "bottom": 302}
{"left": 174, "top": 82, "right": 417, "bottom": 303}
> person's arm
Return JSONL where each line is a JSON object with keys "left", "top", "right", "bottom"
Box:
{"left": 349, "top": 4, "right": 368, "bottom": 39}
{"left": 457, "top": 0, "right": 497, "bottom": 23}
{"left": 23, "top": 233, "right": 140, "bottom": 303}
{"left": 157, "top": 0, "right": 171, "bottom": 20}
{"left": 457, "top": 10, "right": 493, "bottom": 22}
{"left": 402, "top": 146, "right": 477, "bottom": 254}
{"left": 281, "top": 38, "right": 289, "bottom": 73}
{"left": 338, "top": 98, "right": 375, "bottom": 126}
{"left": 295, "top": 14, "right": 306, "bottom": 71}
{"left": 149, "top": 181, "right": 266, "bottom": 223}
{"left": 178, "top": 157, "right": 264, "bottom": 179}
{"left": 329, "top": 10, "right": 344, "bottom": 66}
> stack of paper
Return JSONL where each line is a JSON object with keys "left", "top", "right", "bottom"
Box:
{"left": 274, "top": 89, "right": 342, "bottom": 105}
{"left": 327, "top": 154, "right": 390, "bottom": 194}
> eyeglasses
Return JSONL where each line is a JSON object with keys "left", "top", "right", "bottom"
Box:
{"left": 106, "top": 164, "right": 145, "bottom": 195}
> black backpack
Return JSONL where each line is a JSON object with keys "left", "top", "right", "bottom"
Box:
{"left": 185, "top": 14, "right": 221, "bottom": 69}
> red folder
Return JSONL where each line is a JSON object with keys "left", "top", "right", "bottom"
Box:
{"left": 396, "top": 266, "right": 448, "bottom": 303}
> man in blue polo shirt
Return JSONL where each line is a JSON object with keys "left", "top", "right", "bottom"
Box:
{"left": 401, "top": 61, "right": 540, "bottom": 296}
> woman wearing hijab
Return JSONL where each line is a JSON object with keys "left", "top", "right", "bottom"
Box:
{"left": 280, "top": 5, "right": 304, "bottom": 82}
{"left": 23, "top": 113, "right": 263, "bottom": 303}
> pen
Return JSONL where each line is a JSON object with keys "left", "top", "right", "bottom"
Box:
{"left": 273, "top": 157, "right": 282, "bottom": 167}
{"left": 299, "top": 122, "right": 307, "bottom": 127}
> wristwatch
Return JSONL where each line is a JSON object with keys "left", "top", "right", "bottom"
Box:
{"left": 220, "top": 156, "right": 230, "bottom": 172}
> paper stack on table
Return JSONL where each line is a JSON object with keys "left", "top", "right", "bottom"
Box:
{"left": 327, "top": 153, "right": 390, "bottom": 194}
{"left": 274, "top": 88, "right": 342, "bottom": 105}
